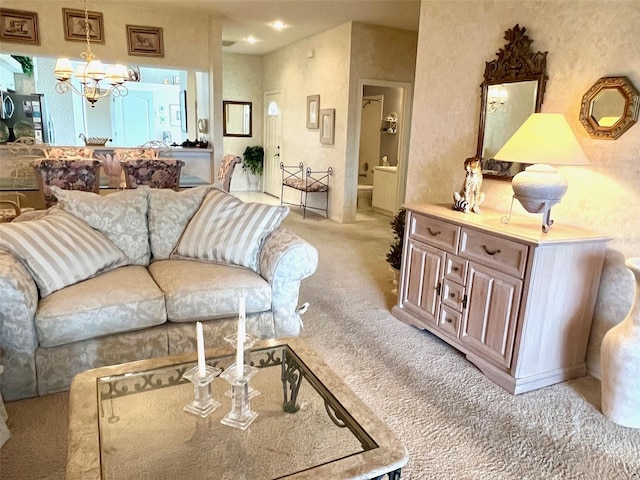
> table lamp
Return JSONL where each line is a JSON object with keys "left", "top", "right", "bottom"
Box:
{"left": 494, "top": 113, "right": 589, "bottom": 232}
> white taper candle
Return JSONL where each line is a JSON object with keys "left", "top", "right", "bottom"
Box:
{"left": 236, "top": 296, "right": 246, "bottom": 377}
{"left": 196, "top": 321, "right": 206, "bottom": 377}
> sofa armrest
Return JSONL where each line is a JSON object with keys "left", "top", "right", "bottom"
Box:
{"left": 259, "top": 228, "right": 318, "bottom": 337}
{"left": 0, "top": 251, "right": 39, "bottom": 400}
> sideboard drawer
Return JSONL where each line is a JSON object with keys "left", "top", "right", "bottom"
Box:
{"left": 442, "top": 279, "right": 465, "bottom": 311}
{"left": 410, "top": 213, "right": 460, "bottom": 253}
{"left": 437, "top": 305, "right": 461, "bottom": 337}
{"left": 460, "top": 228, "right": 528, "bottom": 278}
{"left": 444, "top": 254, "right": 467, "bottom": 285}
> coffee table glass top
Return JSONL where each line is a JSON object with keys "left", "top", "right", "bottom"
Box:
{"left": 67, "top": 338, "right": 407, "bottom": 480}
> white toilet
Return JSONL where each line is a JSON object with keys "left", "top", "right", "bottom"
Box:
{"left": 357, "top": 184, "right": 373, "bottom": 208}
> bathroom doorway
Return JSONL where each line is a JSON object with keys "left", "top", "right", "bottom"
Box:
{"left": 356, "top": 81, "right": 411, "bottom": 219}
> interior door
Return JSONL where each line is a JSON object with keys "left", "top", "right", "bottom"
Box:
{"left": 264, "top": 92, "right": 282, "bottom": 197}
{"left": 111, "top": 91, "right": 154, "bottom": 146}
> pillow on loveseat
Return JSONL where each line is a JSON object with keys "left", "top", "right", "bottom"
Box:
{"left": 173, "top": 190, "right": 289, "bottom": 272}
{"left": 51, "top": 186, "right": 151, "bottom": 265}
{"left": 147, "top": 185, "right": 213, "bottom": 260}
{"left": 0, "top": 209, "right": 126, "bottom": 297}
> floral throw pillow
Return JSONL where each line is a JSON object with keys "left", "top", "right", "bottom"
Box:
{"left": 51, "top": 186, "right": 151, "bottom": 266}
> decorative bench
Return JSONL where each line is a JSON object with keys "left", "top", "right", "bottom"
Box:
{"left": 280, "top": 162, "right": 333, "bottom": 219}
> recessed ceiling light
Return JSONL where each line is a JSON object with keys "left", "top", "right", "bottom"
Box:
{"left": 246, "top": 36, "right": 259, "bottom": 44}
{"left": 270, "top": 20, "right": 286, "bottom": 30}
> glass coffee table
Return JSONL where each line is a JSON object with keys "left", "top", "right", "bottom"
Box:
{"left": 66, "top": 337, "right": 407, "bottom": 479}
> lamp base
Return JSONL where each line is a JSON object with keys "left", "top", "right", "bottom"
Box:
{"left": 511, "top": 164, "right": 568, "bottom": 233}
{"left": 501, "top": 195, "right": 555, "bottom": 233}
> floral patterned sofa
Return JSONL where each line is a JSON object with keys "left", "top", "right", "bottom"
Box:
{"left": 0, "top": 186, "right": 318, "bottom": 401}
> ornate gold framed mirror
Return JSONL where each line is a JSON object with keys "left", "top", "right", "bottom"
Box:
{"left": 476, "top": 25, "right": 548, "bottom": 179}
{"left": 579, "top": 76, "right": 640, "bottom": 140}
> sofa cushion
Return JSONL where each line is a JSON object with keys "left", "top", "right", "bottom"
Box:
{"left": 147, "top": 185, "right": 213, "bottom": 260}
{"left": 0, "top": 209, "right": 126, "bottom": 297}
{"left": 51, "top": 186, "right": 151, "bottom": 266}
{"left": 36, "top": 265, "right": 166, "bottom": 347}
{"left": 149, "top": 259, "right": 271, "bottom": 322}
{"left": 173, "top": 190, "right": 289, "bottom": 272}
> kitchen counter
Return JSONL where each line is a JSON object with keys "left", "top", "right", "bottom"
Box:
{"left": 0, "top": 144, "right": 214, "bottom": 198}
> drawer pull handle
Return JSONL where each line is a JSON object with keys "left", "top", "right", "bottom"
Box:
{"left": 427, "top": 228, "right": 441, "bottom": 236}
{"left": 446, "top": 318, "right": 452, "bottom": 323}
{"left": 450, "top": 293, "right": 455, "bottom": 298}
{"left": 436, "top": 282, "right": 441, "bottom": 296}
{"left": 462, "top": 294, "right": 468, "bottom": 309}
{"left": 452, "top": 266, "right": 459, "bottom": 272}
{"left": 482, "top": 245, "right": 501, "bottom": 256}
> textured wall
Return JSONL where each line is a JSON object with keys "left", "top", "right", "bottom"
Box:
{"left": 0, "top": 0, "right": 210, "bottom": 70}
{"left": 222, "top": 53, "right": 263, "bottom": 192}
{"left": 262, "top": 22, "right": 417, "bottom": 222}
{"left": 263, "top": 23, "right": 352, "bottom": 221}
{"left": 409, "top": 0, "right": 640, "bottom": 377}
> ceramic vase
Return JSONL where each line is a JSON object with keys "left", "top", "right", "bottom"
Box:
{"left": 248, "top": 173, "right": 261, "bottom": 192}
{"left": 601, "top": 257, "right": 640, "bottom": 428}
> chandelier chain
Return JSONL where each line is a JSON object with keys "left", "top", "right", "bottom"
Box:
{"left": 83, "top": 0, "right": 93, "bottom": 61}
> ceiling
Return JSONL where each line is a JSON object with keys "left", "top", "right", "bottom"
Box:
{"left": 126, "top": 0, "right": 421, "bottom": 55}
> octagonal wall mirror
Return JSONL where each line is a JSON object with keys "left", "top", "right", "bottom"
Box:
{"left": 223, "top": 100, "right": 252, "bottom": 137}
{"left": 579, "top": 76, "right": 640, "bottom": 140}
{"left": 476, "top": 24, "right": 548, "bottom": 179}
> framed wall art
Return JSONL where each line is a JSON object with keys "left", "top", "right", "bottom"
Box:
{"left": 127, "top": 25, "right": 164, "bottom": 57}
{"left": 169, "top": 104, "right": 181, "bottom": 126}
{"left": 63, "top": 8, "right": 104, "bottom": 43}
{"left": 0, "top": 8, "right": 40, "bottom": 45}
{"left": 306, "top": 95, "right": 320, "bottom": 129}
{"left": 320, "top": 109, "right": 335, "bottom": 145}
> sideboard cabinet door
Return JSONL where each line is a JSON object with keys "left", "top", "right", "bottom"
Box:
{"left": 461, "top": 262, "right": 522, "bottom": 369}
{"left": 401, "top": 239, "right": 445, "bottom": 325}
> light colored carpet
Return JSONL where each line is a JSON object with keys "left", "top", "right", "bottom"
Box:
{"left": 1, "top": 209, "right": 639, "bottom": 479}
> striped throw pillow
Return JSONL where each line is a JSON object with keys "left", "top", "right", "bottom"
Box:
{"left": 173, "top": 190, "right": 289, "bottom": 272}
{"left": 0, "top": 209, "right": 126, "bottom": 297}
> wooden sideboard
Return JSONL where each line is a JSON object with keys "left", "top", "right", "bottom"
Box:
{"left": 391, "top": 204, "right": 610, "bottom": 394}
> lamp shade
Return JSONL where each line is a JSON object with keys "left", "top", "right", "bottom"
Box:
{"left": 494, "top": 113, "right": 589, "bottom": 166}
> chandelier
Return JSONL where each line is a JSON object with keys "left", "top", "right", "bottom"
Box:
{"left": 487, "top": 85, "right": 508, "bottom": 113}
{"left": 53, "top": 0, "right": 128, "bottom": 107}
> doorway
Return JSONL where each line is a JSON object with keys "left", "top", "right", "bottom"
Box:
{"left": 355, "top": 81, "right": 411, "bottom": 220}
{"left": 263, "top": 92, "right": 282, "bottom": 197}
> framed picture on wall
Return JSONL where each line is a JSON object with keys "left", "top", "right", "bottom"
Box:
{"left": 306, "top": 95, "right": 320, "bottom": 129}
{"left": 63, "top": 8, "right": 104, "bottom": 43}
{"left": 320, "top": 109, "right": 335, "bottom": 145}
{"left": 0, "top": 8, "right": 40, "bottom": 45}
{"left": 169, "top": 104, "right": 181, "bottom": 126}
{"left": 126, "top": 25, "right": 164, "bottom": 57}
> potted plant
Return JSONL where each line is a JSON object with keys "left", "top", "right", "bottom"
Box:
{"left": 386, "top": 208, "right": 406, "bottom": 294}
{"left": 242, "top": 146, "right": 264, "bottom": 176}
